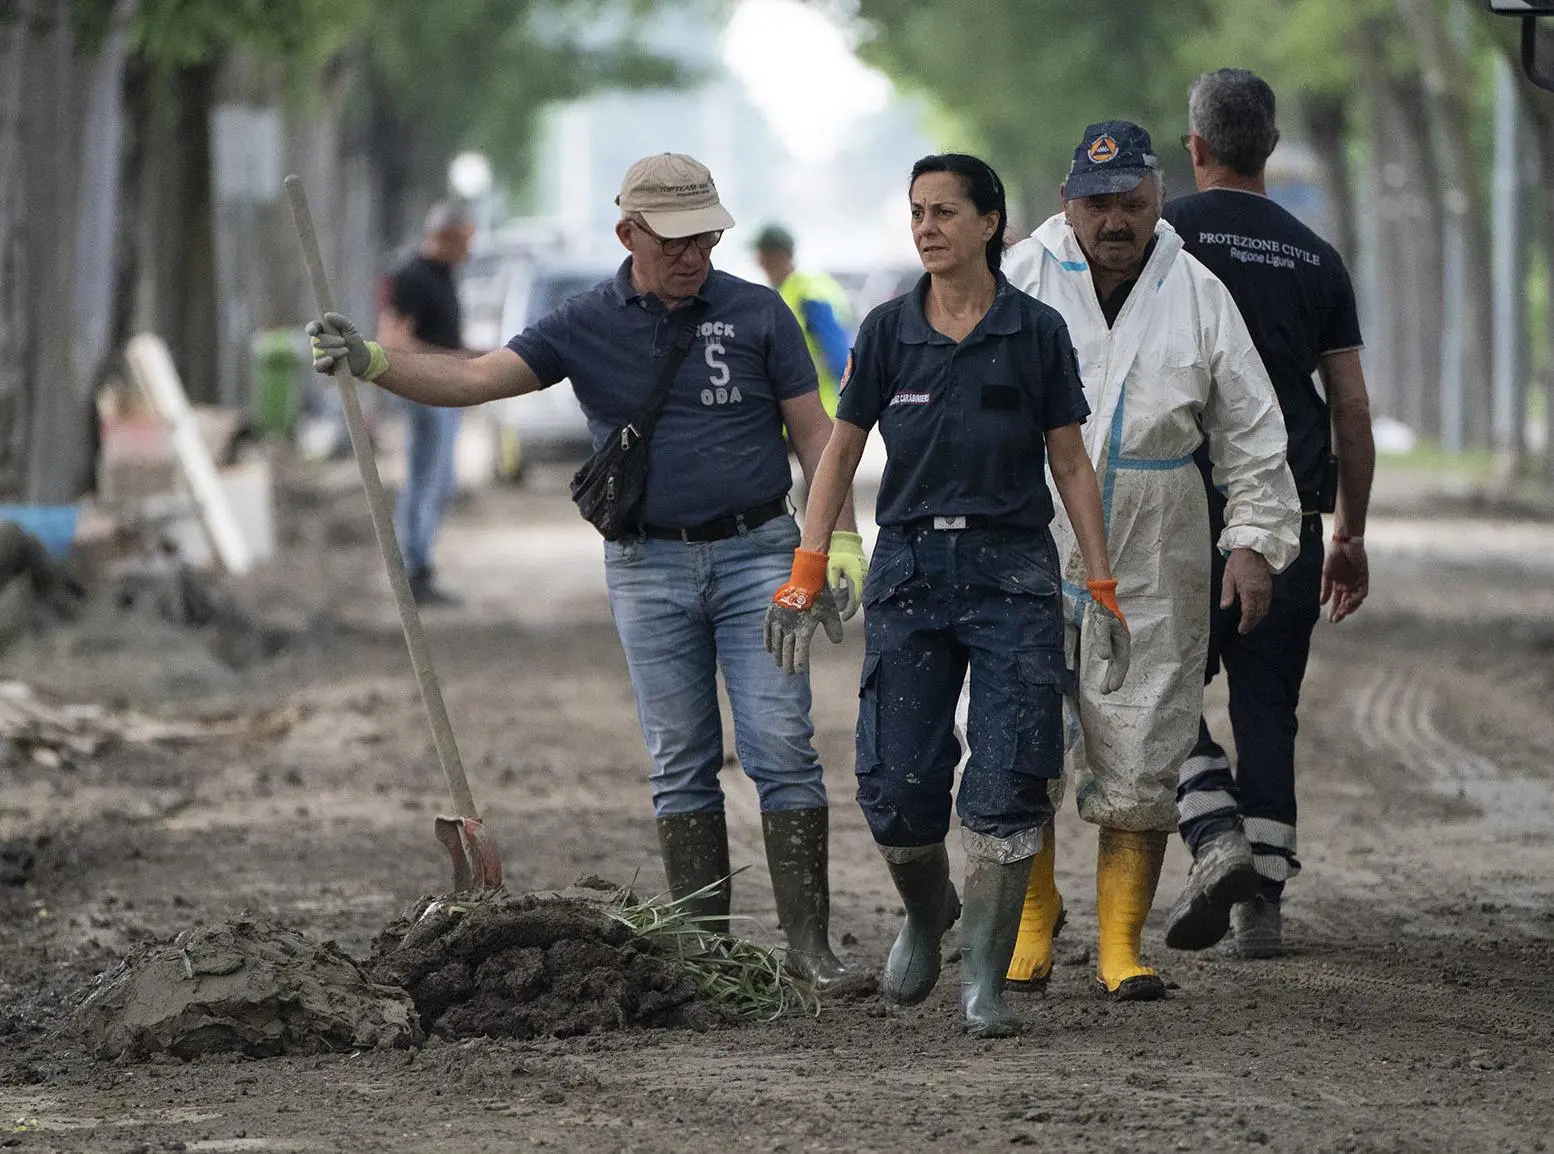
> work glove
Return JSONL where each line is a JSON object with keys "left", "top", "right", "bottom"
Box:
{"left": 1085, "top": 578, "right": 1130, "bottom": 694}
{"left": 764, "top": 548, "right": 845, "bottom": 674}
{"left": 826, "top": 530, "right": 868, "bottom": 622}
{"left": 306, "top": 312, "right": 389, "bottom": 382}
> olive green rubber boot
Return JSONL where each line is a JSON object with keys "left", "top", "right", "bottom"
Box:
{"left": 656, "top": 811, "right": 732, "bottom": 936}
{"left": 879, "top": 842, "right": 961, "bottom": 1005}
{"left": 762, "top": 807, "right": 874, "bottom": 995}
{"left": 959, "top": 853, "right": 1034, "bottom": 1037}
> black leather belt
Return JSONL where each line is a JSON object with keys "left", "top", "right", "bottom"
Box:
{"left": 641, "top": 497, "right": 788, "bottom": 543}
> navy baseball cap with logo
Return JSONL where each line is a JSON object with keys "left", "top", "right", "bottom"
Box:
{"left": 1065, "top": 120, "right": 1159, "bottom": 199}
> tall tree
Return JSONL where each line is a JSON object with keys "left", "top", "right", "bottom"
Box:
{"left": 363, "top": 0, "right": 685, "bottom": 246}
{"left": 0, "top": 0, "right": 688, "bottom": 498}
{"left": 839, "top": 0, "right": 1204, "bottom": 226}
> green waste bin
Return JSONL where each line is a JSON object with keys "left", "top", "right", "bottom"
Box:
{"left": 251, "top": 329, "right": 303, "bottom": 438}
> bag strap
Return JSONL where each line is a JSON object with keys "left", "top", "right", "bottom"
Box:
{"left": 630, "top": 301, "right": 708, "bottom": 438}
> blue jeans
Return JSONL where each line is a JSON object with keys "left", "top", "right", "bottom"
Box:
{"left": 604, "top": 513, "right": 828, "bottom": 818}
{"left": 857, "top": 525, "right": 1068, "bottom": 848}
{"left": 394, "top": 401, "right": 460, "bottom": 576}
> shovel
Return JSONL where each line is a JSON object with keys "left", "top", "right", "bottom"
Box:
{"left": 284, "top": 174, "right": 503, "bottom": 892}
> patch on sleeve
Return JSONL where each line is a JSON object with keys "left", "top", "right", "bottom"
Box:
{"left": 838, "top": 349, "right": 854, "bottom": 393}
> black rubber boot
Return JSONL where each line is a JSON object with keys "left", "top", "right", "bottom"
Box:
{"left": 762, "top": 808, "right": 874, "bottom": 995}
{"left": 959, "top": 855, "right": 1033, "bottom": 1038}
{"left": 656, "top": 811, "right": 732, "bottom": 935}
{"left": 880, "top": 843, "right": 961, "bottom": 1005}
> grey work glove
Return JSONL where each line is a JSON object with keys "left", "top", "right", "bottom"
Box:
{"left": 1083, "top": 580, "right": 1131, "bottom": 695}
{"left": 305, "top": 311, "right": 388, "bottom": 381}
{"left": 763, "top": 584, "right": 845, "bottom": 675}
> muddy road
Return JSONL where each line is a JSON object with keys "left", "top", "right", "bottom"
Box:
{"left": 1, "top": 461, "right": 1552, "bottom": 1153}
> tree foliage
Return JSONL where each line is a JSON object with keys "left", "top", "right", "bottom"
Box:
{"left": 60, "top": 0, "right": 365, "bottom": 67}
{"left": 54, "top": 0, "right": 688, "bottom": 182}
{"left": 840, "top": 0, "right": 1208, "bottom": 213}
{"left": 367, "top": 0, "right": 689, "bottom": 182}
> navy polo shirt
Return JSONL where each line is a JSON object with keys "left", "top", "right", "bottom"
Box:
{"left": 837, "top": 273, "right": 1090, "bottom": 529}
{"left": 507, "top": 260, "right": 819, "bottom": 528}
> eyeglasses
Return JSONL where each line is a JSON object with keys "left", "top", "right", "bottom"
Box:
{"left": 1179, "top": 133, "right": 1194, "bottom": 153}
{"left": 632, "top": 220, "right": 723, "bottom": 258}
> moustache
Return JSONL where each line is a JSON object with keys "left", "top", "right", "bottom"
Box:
{"left": 1097, "top": 229, "right": 1135, "bottom": 244}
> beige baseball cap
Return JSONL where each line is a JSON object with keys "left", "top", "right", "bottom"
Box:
{"left": 616, "top": 153, "right": 736, "bottom": 238}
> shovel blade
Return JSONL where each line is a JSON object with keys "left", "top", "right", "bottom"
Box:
{"left": 434, "top": 816, "right": 504, "bottom": 891}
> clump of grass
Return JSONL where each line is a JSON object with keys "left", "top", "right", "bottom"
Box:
{"left": 606, "top": 877, "right": 819, "bottom": 1022}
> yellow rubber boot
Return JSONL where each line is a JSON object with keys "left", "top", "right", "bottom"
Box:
{"left": 1095, "top": 827, "right": 1168, "bottom": 1001}
{"left": 1004, "top": 820, "right": 1065, "bottom": 990}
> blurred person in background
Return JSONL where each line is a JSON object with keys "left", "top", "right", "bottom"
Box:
{"left": 376, "top": 201, "right": 478, "bottom": 606}
{"left": 307, "top": 153, "right": 869, "bottom": 995}
{"left": 765, "top": 153, "right": 1126, "bottom": 1037}
{"left": 753, "top": 224, "right": 854, "bottom": 418}
{"left": 753, "top": 223, "right": 866, "bottom": 613}
{"left": 1162, "top": 69, "right": 1374, "bottom": 959}
{"left": 999, "top": 120, "right": 1300, "bottom": 1001}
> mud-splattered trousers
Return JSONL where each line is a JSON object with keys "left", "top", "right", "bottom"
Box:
{"left": 1176, "top": 503, "right": 1324, "bottom": 897}
{"left": 856, "top": 523, "right": 1068, "bottom": 858}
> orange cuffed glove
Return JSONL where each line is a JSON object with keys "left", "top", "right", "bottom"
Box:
{"left": 1085, "top": 578, "right": 1131, "bottom": 695}
{"left": 766, "top": 549, "right": 844, "bottom": 674}
{"left": 773, "top": 548, "right": 829, "bottom": 611}
{"left": 1086, "top": 578, "right": 1127, "bottom": 626}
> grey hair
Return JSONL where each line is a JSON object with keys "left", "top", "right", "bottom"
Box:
{"left": 1187, "top": 69, "right": 1278, "bottom": 177}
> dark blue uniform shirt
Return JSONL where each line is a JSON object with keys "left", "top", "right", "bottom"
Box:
{"left": 1163, "top": 190, "right": 1362, "bottom": 498}
{"left": 507, "top": 260, "right": 818, "bottom": 528}
{"left": 837, "top": 273, "right": 1090, "bottom": 529}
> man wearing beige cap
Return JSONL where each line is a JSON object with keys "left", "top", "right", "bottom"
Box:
{"left": 306, "top": 153, "right": 868, "bottom": 994}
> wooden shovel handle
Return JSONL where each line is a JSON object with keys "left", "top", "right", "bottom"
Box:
{"left": 283, "top": 174, "right": 479, "bottom": 820}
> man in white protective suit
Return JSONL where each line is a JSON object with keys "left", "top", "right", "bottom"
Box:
{"left": 998, "top": 120, "right": 1301, "bottom": 1001}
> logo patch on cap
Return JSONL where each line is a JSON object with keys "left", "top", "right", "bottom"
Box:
{"left": 1087, "top": 135, "right": 1119, "bottom": 164}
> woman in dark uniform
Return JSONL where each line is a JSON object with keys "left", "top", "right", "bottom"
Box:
{"left": 766, "top": 154, "right": 1128, "bottom": 1038}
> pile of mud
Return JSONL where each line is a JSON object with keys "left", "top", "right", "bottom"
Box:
{"left": 366, "top": 884, "right": 722, "bottom": 1040}
{"left": 72, "top": 885, "right": 728, "bottom": 1062}
{"left": 72, "top": 915, "right": 420, "bottom": 1060}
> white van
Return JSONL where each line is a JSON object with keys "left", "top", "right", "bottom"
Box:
{"left": 464, "top": 256, "right": 618, "bottom": 480}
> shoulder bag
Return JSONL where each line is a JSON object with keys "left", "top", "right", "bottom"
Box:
{"left": 569, "top": 303, "right": 707, "bottom": 540}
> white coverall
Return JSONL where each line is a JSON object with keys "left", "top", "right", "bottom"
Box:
{"left": 1002, "top": 214, "right": 1301, "bottom": 832}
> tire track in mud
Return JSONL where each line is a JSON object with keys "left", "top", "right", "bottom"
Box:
{"left": 1349, "top": 664, "right": 1552, "bottom": 830}
{"left": 1287, "top": 952, "right": 1554, "bottom": 1041}
{"left": 1294, "top": 646, "right": 1554, "bottom": 951}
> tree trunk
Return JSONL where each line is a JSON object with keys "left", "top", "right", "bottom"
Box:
{"left": 1395, "top": 0, "right": 1494, "bottom": 451}
{"left": 17, "top": 0, "right": 96, "bottom": 502}
{"left": 0, "top": 0, "right": 37, "bottom": 497}
{"left": 1473, "top": 19, "right": 1554, "bottom": 485}
{"left": 1360, "top": 47, "right": 1444, "bottom": 442}
{"left": 1525, "top": 33, "right": 1554, "bottom": 484}
{"left": 72, "top": 0, "right": 132, "bottom": 443}
{"left": 1298, "top": 92, "right": 1358, "bottom": 270}
{"left": 127, "top": 59, "right": 220, "bottom": 404}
